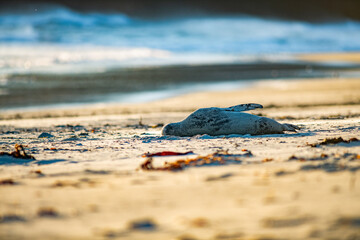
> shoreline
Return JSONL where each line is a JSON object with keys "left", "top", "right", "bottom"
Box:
{"left": 1, "top": 77, "right": 359, "bottom": 120}
{"left": 2, "top": 55, "right": 360, "bottom": 110}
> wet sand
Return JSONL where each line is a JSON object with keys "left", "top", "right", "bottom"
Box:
{"left": 1, "top": 77, "right": 360, "bottom": 240}
{"left": 2, "top": 58, "right": 360, "bottom": 110}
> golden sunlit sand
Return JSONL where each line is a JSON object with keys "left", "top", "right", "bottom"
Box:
{"left": 1, "top": 77, "right": 360, "bottom": 239}
{"left": 298, "top": 52, "right": 360, "bottom": 63}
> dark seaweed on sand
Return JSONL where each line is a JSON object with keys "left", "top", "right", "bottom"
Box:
{"left": 0, "top": 179, "right": 17, "bottom": 185}
{"left": 37, "top": 207, "right": 60, "bottom": 218}
{"left": 142, "top": 151, "right": 193, "bottom": 157}
{"left": 140, "top": 151, "right": 250, "bottom": 171}
{"left": 0, "top": 144, "right": 36, "bottom": 160}
{"left": 307, "top": 137, "right": 359, "bottom": 147}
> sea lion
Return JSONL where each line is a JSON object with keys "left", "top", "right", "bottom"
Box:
{"left": 162, "top": 103, "right": 299, "bottom": 136}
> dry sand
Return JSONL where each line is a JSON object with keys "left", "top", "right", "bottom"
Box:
{"left": 0, "top": 78, "right": 360, "bottom": 240}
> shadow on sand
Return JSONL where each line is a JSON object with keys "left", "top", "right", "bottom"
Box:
{"left": 0, "top": 157, "right": 66, "bottom": 166}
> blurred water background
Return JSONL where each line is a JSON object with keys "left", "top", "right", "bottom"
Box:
{"left": 1, "top": 3, "right": 360, "bottom": 109}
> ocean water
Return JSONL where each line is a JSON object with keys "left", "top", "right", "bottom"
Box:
{"left": 1, "top": 5, "right": 360, "bottom": 73}
{"left": 1, "top": 5, "right": 360, "bottom": 109}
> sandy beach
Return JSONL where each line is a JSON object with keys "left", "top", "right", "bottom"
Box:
{"left": 1, "top": 77, "right": 359, "bottom": 240}
{"left": 1, "top": 2, "right": 360, "bottom": 239}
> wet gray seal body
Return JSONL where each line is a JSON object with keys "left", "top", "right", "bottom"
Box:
{"left": 162, "top": 103, "right": 299, "bottom": 137}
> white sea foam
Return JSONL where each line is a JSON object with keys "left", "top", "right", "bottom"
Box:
{"left": 0, "top": 45, "right": 171, "bottom": 74}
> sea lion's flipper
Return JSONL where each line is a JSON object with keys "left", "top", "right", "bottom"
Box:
{"left": 282, "top": 123, "right": 300, "bottom": 132}
{"left": 223, "top": 103, "right": 263, "bottom": 112}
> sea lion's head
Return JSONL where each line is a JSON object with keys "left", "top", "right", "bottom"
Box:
{"left": 161, "top": 123, "right": 180, "bottom": 136}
